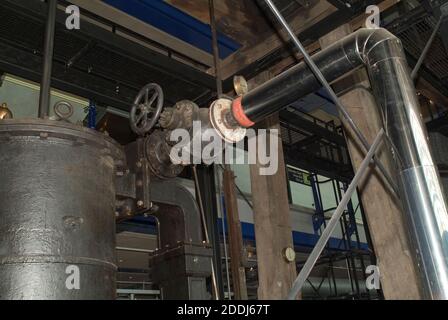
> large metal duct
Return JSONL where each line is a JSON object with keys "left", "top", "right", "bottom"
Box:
{"left": 230, "top": 28, "right": 448, "bottom": 299}
{"left": 149, "top": 179, "right": 213, "bottom": 300}
{"left": 0, "top": 119, "right": 124, "bottom": 299}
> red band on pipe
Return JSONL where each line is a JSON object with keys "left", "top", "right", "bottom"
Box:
{"left": 232, "top": 97, "right": 255, "bottom": 127}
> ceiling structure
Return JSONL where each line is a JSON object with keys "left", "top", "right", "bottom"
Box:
{"left": 0, "top": 0, "right": 218, "bottom": 112}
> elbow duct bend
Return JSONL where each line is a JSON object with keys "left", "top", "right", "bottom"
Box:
{"left": 227, "top": 28, "right": 448, "bottom": 299}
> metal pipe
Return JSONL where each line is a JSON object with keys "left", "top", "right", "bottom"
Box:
{"left": 38, "top": 0, "right": 57, "bottom": 118}
{"left": 371, "top": 45, "right": 448, "bottom": 299}
{"left": 215, "top": 166, "right": 232, "bottom": 300}
{"left": 252, "top": 0, "right": 400, "bottom": 197}
{"left": 288, "top": 130, "right": 385, "bottom": 300}
{"left": 231, "top": 27, "right": 448, "bottom": 299}
{"left": 116, "top": 247, "right": 154, "bottom": 254}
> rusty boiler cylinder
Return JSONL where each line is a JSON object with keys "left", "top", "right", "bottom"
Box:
{"left": 0, "top": 119, "right": 124, "bottom": 299}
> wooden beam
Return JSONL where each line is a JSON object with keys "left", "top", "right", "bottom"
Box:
{"left": 223, "top": 0, "right": 400, "bottom": 79}
{"left": 248, "top": 71, "right": 297, "bottom": 299}
{"left": 416, "top": 77, "right": 448, "bottom": 111}
{"left": 166, "top": 0, "right": 271, "bottom": 47}
{"left": 223, "top": 168, "right": 248, "bottom": 300}
{"left": 218, "top": 1, "right": 337, "bottom": 79}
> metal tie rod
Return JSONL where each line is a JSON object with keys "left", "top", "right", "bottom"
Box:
{"left": 263, "top": 0, "right": 399, "bottom": 197}
{"left": 411, "top": 14, "right": 445, "bottom": 80}
{"left": 38, "top": 0, "right": 57, "bottom": 119}
{"left": 287, "top": 129, "right": 385, "bottom": 300}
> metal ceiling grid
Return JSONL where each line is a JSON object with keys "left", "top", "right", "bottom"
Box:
{"left": 0, "top": 0, "right": 217, "bottom": 111}
{"left": 397, "top": 15, "right": 448, "bottom": 81}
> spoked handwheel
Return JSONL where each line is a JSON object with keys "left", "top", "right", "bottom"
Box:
{"left": 129, "top": 83, "right": 164, "bottom": 136}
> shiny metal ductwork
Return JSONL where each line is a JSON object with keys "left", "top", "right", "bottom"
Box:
{"left": 0, "top": 119, "right": 124, "bottom": 299}
{"left": 224, "top": 28, "right": 448, "bottom": 299}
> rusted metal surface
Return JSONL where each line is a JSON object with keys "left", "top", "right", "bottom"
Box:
{"left": 0, "top": 119, "right": 124, "bottom": 299}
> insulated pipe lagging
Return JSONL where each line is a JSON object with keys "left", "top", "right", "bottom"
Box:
{"left": 231, "top": 28, "right": 448, "bottom": 299}
{"left": 231, "top": 29, "right": 376, "bottom": 125}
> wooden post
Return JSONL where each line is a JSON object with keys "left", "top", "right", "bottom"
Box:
{"left": 222, "top": 167, "right": 248, "bottom": 300}
{"left": 248, "top": 72, "right": 297, "bottom": 299}
{"left": 319, "top": 25, "right": 423, "bottom": 299}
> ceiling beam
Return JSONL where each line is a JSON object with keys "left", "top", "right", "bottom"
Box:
{"left": 216, "top": 1, "right": 338, "bottom": 80}
{"left": 417, "top": 76, "right": 448, "bottom": 109}
{"left": 166, "top": 0, "right": 271, "bottom": 47}
{"left": 219, "top": 0, "right": 400, "bottom": 80}
{"left": 68, "top": 0, "right": 214, "bottom": 66}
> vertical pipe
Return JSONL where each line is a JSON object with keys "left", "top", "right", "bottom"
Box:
{"left": 38, "top": 0, "right": 57, "bottom": 119}
{"left": 367, "top": 36, "right": 448, "bottom": 299}
{"left": 215, "top": 167, "right": 232, "bottom": 300}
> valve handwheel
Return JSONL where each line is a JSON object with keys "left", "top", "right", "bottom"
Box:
{"left": 130, "top": 83, "right": 164, "bottom": 136}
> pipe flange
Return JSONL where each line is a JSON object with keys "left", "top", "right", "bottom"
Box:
{"left": 209, "top": 98, "right": 246, "bottom": 143}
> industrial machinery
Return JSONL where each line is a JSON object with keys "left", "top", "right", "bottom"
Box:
{"left": 131, "top": 27, "right": 448, "bottom": 300}
{"left": 0, "top": 1, "right": 448, "bottom": 299}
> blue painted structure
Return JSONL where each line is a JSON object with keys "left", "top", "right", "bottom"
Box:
{"left": 103, "top": 0, "right": 241, "bottom": 59}
{"left": 118, "top": 216, "right": 369, "bottom": 252}
{"left": 310, "top": 174, "right": 326, "bottom": 233}
{"left": 87, "top": 100, "right": 97, "bottom": 129}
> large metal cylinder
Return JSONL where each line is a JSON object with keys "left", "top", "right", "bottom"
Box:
{"left": 0, "top": 119, "right": 124, "bottom": 299}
